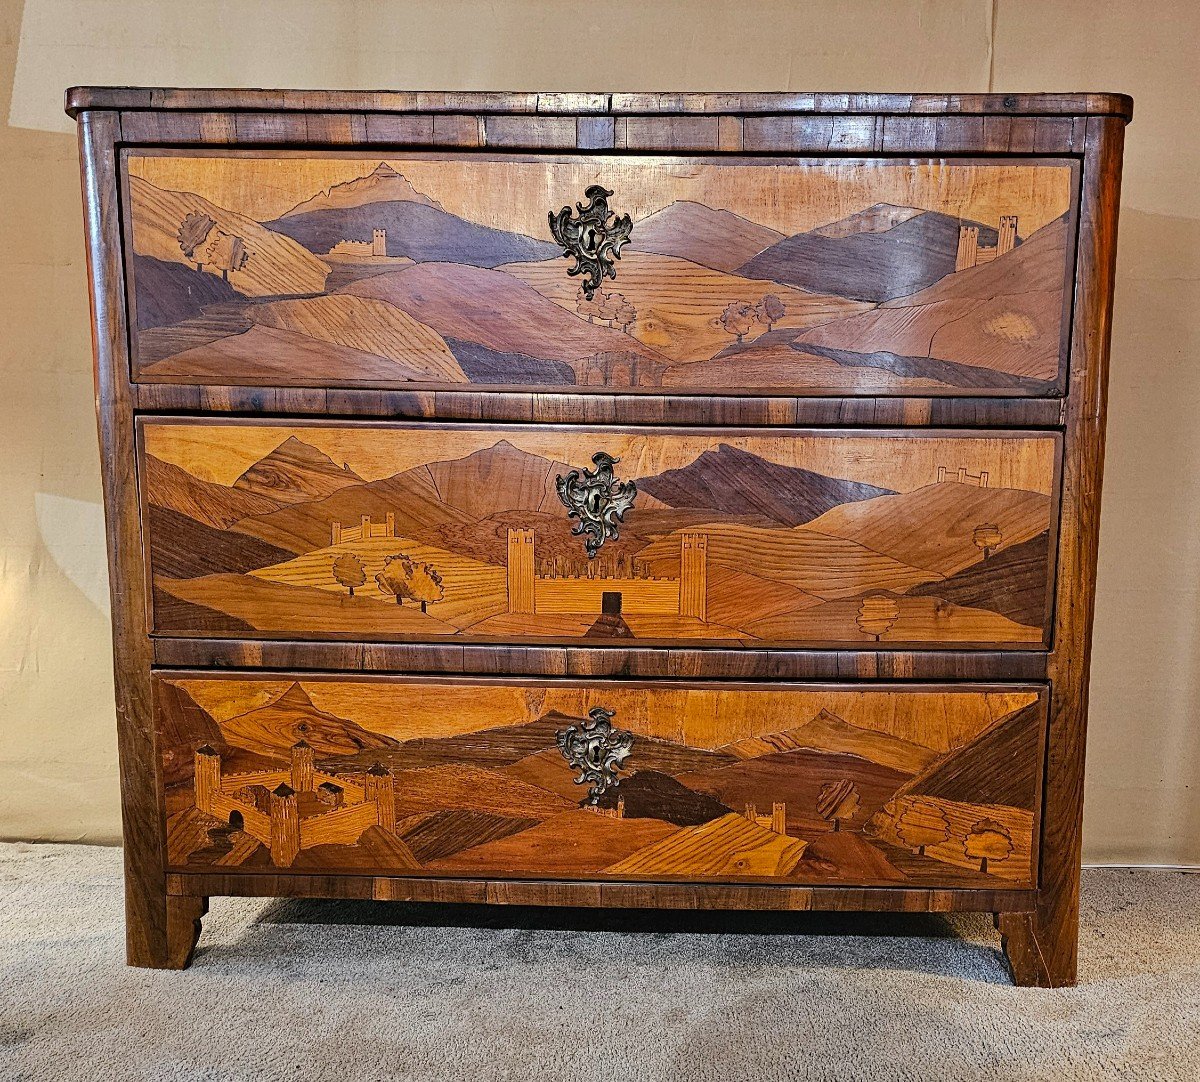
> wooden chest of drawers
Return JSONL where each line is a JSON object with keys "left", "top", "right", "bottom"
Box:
{"left": 69, "top": 88, "right": 1131, "bottom": 986}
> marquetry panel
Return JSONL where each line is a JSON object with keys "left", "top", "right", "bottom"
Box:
{"left": 121, "top": 150, "right": 1078, "bottom": 397}
{"left": 157, "top": 673, "right": 1046, "bottom": 890}
{"left": 138, "top": 419, "right": 1060, "bottom": 649}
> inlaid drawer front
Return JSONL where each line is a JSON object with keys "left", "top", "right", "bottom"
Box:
{"left": 123, "top": 150, "right": 1077, "bottom": 396}
{"left": 139, "top": 419, "right": 1060, "bottom": 648}
{"left": 158, "top": 674, "right": 1045, "bottom": 888}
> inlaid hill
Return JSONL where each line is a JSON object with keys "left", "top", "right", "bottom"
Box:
{"left": 627, "top": 201, "right": 784, "bottom": 272}
{"left": 148, "top": 506, "right": 298, "bottom": 580}
{"left": 426, "top": 441, "right": 572, "bottom": 519}
{"left": 804, "top": 480, "right": 1052, "bottom": 576}
{"left": 738, "top": 208, "right": 999, "bottom": 302}
{"left": 501, "top": 249, "right": 867, "bottom": 363}
{"left": 889, "top": 700, "right": 1043, "bottom": 808}
{"left": 603, "top": 812, "right": 808, "bottom": 878}
{"left": 658, "top": 335, "right": 952, "bottom": 393}
{"left": 232, "top": 435, "right": 364, "bottom": 505}
{"left": 143, "top": 453, "right": 286, "bottom": 530}
{"left": 279, "top": 162, "right": 444, "bottom": 218}
{"left": 245, "top": 533, "right": 507, "bottom": 626}
{"left": 139, "top": 294, "right": 471, "bottom": 386}
{"left": 745, "top": 593, "right": 1043, "bottom": 645}
{"left": 425, "top": 808, "right": 680, "bottom": 877}
{"left": 718, "top": 709, "right": 939, "bottom": 775}
{"left": 342, "top": 262, "right": 661, "bottom": 364}
{"left": 795, "top": 216, "right": 1068, "bottom": 381}
{"left": 399, "top": 809, "right": 540, "bottom": 864}
{"left": 267, "top": 200, "right": 558, "bottom": 267}
{"left": 158, "top": 573, "right": 461, "bottom": 636}
{"left": 679, "top": 749, "right": 911, "bottom": 833}
{"left": 908, "top": 530, "right": 1050, "bottom": 627}
{"left": 220, "top": 682, "right": 399, "bottom": 758}
{"left": 637, "top": 443, "right": 895, "bottom": 527}
{"left": 242, "top": 296, "right": 467, "bottom": 382}
{"left": 810, "top": 203, "right": 925, "bottom": 239}
{"left": 371, "top": 712, "right": 572, "bottom": 773}
{"left": 592, "top": 770, "right": 734, "bottom": 824}
{"left": 132, "top": 254, "right": 244, "bottom": 330}
{"left": 128, "top": 176, "right": 329, "bottom": 297}
{"left": 635, "top": 522, "right": 937, "bottom": 600}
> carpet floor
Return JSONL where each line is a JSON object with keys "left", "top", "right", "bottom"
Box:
{"left": 0, "top": 843, "right": 1197, "bottom": 1081}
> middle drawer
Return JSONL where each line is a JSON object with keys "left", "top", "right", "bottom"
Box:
{"left": 138, "top": 419, "right": 1060, "bottom": 649}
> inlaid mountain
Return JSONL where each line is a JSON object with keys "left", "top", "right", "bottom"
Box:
{"left": 637, "top": 443, "right": 895, "bottom": 526}
{"left": 628, "top": 200, "right": 785, "bottom": 272}
{"left": 738, "top": 207, "right": 1001, "bottom": 302}
{"left": 279, "top": 162, "right": 444, "bottom": 217}
{"left": 144, "top": 452, "right": 286, "bottom": 530}
{"left": 267, "top": 199, "right": 558, "bottom": 267}
{"left": 718, "top": 709, "right": 940, "bottom": 775}
{"left": 232, "top": 436, "right": 364, "bottom": 505}
{"left": 220, "top": 682, "right": 399, "bottom": 758}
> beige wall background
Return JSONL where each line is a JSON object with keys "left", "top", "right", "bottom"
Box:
{"left": 1, "top": 0, "right": 1196, "bottom": 864}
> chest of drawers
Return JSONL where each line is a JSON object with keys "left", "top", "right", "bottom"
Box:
{"left": 69, "top": 88, "right": 1130, "bottom": 986}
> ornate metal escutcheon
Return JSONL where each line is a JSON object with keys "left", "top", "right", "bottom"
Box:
{"left": 556, "top": 706, "right": 634, "bottom": 805}
{"left": 548, "top": 185, "right": 633, "bottom": 300}
{"left": 555, "top": 451, "right": 637, "bottom": 558}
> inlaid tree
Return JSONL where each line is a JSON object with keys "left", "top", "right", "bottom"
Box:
{"left": 755, "top": 294, "right": 785, "bottom": 331}
{"left": 973, "top": 523, "right": 1004, "bottom": 560}
{"left": 816, "top": 779, "right": 861, "bottom": 832}
{"left": 576, "top": 286, "right": 606, "bottom": 324}
{"left": 375, "top": 554, "right": 444, "bottom": 613}
{"left": 331, "top": 552, "right": 366, "bottom": 596}
{"left": 203, "top": 229, "right": 250, "bottom": 282}
{"left": 597, "top": 291, "right": 626, "bottom": 328}
{"left": 177, "top": 212, "right": 217, "bottom": 271}
{"left": 895, "top": 799, "right": 952, "bottom": 856}
{"left": 856, "top": 594, "right": 900, "bottom": 641}
{"left": 964, "top": 817, "right": 1014, "bottom": 873}
{"left": 719, "top": 300, "right": 757, "bottom": 344}
{"left": 614, "top": 296, "right": 637, "bottom": 333}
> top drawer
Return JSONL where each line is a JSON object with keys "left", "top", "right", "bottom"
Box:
{"left": 121, "top": 150, "right": 1079, "bottom": 397}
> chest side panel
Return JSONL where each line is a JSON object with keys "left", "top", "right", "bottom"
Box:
{"left": 121, "top": 150, "right": 1079, "bottom": 397}
{"left": 158, "top": 673, "right": 1046, "bottom": 890}
{"left": 138, "top": 419, "right": 1060, "bottom": 649}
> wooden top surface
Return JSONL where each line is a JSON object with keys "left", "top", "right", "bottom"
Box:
{"left": 64, "top": 87, "right": 1134, "bottom": 122}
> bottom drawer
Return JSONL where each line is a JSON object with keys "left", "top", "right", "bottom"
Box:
{"left": 156, "top": 674, "right": 1046, "bottom": 890}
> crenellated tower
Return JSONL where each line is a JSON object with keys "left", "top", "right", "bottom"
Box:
{"left": 507, "top": 528, "right": 536, "bottom": 613}
{"left": 679, "top": 532, "right": 708, "bottom": 621}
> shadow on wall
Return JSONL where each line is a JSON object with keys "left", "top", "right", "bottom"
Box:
{"left": 1087, "top": 206, "right": 1200, "bottom": 863}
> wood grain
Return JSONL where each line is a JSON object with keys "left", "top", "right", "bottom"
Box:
{"left": 78, "top": 111, "right": 184, "bottom": 968}
{"left": 66, "top": 88, "right": 1133, "bottom": 120}
{"left": 130, "top": 384, "right": 1066, "bottom": 427}
{"left": 1000, "top": 115, "right": 1128, "bottom": 989}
